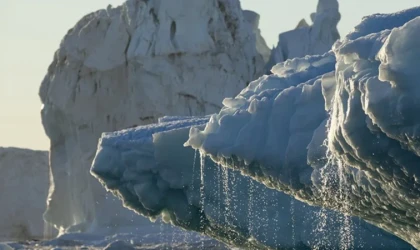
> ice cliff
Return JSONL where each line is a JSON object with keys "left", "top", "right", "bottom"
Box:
{"left": 91, "top": 117, "right": 411, "bottom": 249}
{"left": 185, "top": 7, "right": 420, "bottom": 248}
{"left": 0, "top": 148, "right": 50, "bottom": 240}
{"left": 265, "top": 0, "right": 340, "bottom": 72}
{"left": 92, "top": 6, "right": 420, "bottom": 249}
{"left": 39, "top": 0, "right": 266, "bottom": 234}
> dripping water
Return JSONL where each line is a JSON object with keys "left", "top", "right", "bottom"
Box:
{"left": 356, "top": 217, "right": 364, "bottom": 249}
{"left": 326, "top": 103, "right": 354, "bottom": 249}
{"left": 260, "top": 191, "right": 269, "bottom": 244}
{"left": 221, "top": 165, "right": 231, "bottom": 226}
{"left": 191, "top": 150, "right": 198, "bottom": 191}
{"left": 273, "top": 209, "right": 280, "bottom": 248}
{"left": 230, "top": 168, "right": 238, "bottom": 227}
{"left": 313, "top": 126, "right": 354, "bottom": 249}
{"left": 199, "top": 152, "right": 206, "bottom": 249}
{"left": 159, "top": 219, "right": 167, "bottom": 249}
{"left": 183, "top": 150, "right": 198, "bottom": 244}
{"left": 248, "top": 180, "right": 255, "bottom": 236}
{"left": 337, "top": 159, "right": 354, "bottom": 250}
{"left": 314, "top": 153, "right": 338, "bottom": 249}
{"left": 314, "top": 136, "right": 340, "bottom": 249}
{"left": 170, "top": 224, "right": 176, "bottom": 247}
{"left": 199, "top": 152, "right": 206, "bottom": 227}
{"left": 290, "top": 196, "right": 296, "bottom": 249}
{"left": 216, "top": 163, "right": 222, "bottom": 224}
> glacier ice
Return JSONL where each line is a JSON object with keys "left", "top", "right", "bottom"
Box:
{"left": 91, "top": 117, "right": 411, "bottom": 249}
{"left": 39, "top": 0, "right": 266, "bottom": 234}
{"left": 186, "top": 52, "right": 336, "bottom": 193}
{"left": 265, "top": 0, "right": 340, "bottom": 73}
{"left": 0, "top": 147, "right": 53, "bottom": 240}
{"left": 184, "top": 7, "right": 420, "bottom": 248}
{"left": 39, "top": 0, "right": 420, "bottom": 248}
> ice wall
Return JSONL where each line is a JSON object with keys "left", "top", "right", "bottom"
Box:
{"left": 39, "top": 0, "right": 265, "bottom": 234}
{"left": 91, "top": 117, "right": 410, "bottom": 249}
{"left": 265, "top": 0, "right": 340, "bottom": 72}
{"left": 327, "top": 10, "right": 420, "bottom": 247}
{"left": 186, "top": 7, "right": 420, "bottom": 248}
{"left": 0, "top": 147, "right": 52, "bottom": 240}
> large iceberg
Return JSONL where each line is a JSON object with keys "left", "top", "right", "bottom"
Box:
{"left": 39, "top": 0, "right": 265, "bottom": 234}
{"left": 185, "top": 7, "right": 420, "bottom": 248}
{"left": 93, "top": 6, "right": 420, "bottom": 249}
{"left": 92, "top": 117, "right": 410, "bottom": 249}
{"left": 0, "top": 148, "right": 52, "bottom": 240}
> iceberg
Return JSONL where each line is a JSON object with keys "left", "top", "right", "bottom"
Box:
{"left": 39, "top": 0, "right": 266, "bottom": 234}
{"left": 93, "top": 6, "right": 420, "bottom": 249}
{"left": 186, "top": 7, "right": 420, "bottom": 248}
{"left": 92, "top": 117, "right": 411, "bottom": 249}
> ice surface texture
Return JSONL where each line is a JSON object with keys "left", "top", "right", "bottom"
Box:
{"left": 92, "top": 117, "right": 410, "bottom": 249}
{"left": 185, "top": 7, "right": 420, "bottom": 248}
{"left": 39, "top": 0, "right": 266, "bottom": 234}
{"left": 265, "top": 0, "right": 340, "bottom": 72}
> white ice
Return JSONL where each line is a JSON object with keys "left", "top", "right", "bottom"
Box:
{"left": 91, "top": 117, "right": 410, "bottom": 249}
{"left": 184, "top": 6, "right": 420, "bottom": 248}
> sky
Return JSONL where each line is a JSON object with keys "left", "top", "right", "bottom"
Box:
{"left": 0, "top": 0, "right": 419, "bottom": 151}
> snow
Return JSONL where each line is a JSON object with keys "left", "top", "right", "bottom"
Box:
{"left": 39, "top": 0, "right": 266, "bottom": 235}
{"left": 91, "top": 117, "right": 410, "bottom": 249}
{"left": 0, "top": 147, "right": 53, "bottom": 241}
{"left": 265, "top": 0, "right": 340, "bottom": 73}
{"left": 181, "top": 6, "right": 420, "bottom": 248}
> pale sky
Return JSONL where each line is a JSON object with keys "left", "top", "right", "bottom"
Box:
{"left": 1, "top": 0, "right": 418, "bottom": 151}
